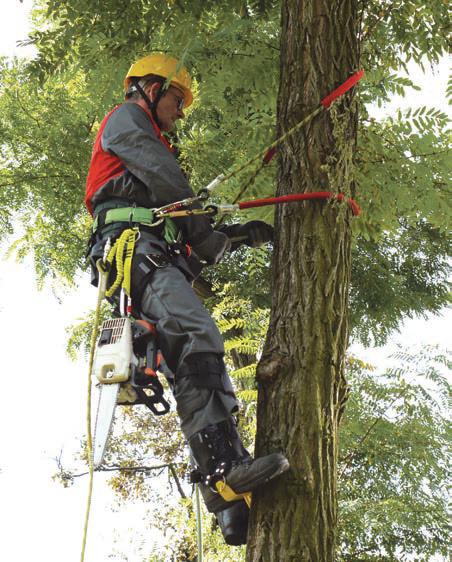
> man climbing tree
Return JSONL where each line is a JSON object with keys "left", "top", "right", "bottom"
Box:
{"left": 247, "top": 1, "right": 360, "bottom": 559}
{"left": 85, "top": 53, "right": 289, "bottom": 546}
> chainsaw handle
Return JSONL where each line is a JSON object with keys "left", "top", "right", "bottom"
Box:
{"left": 134, "top": 387, "right": 170, "bottom": 416}
{"left": 146, "top": 395, "right": 170, "bottom": 416}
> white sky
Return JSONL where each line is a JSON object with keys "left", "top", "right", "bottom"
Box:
{"left": 0, "top": 0, "right": 36, "bottom": 57}
{"left": 0, "top": 2, "right": 450, "bottom": 562}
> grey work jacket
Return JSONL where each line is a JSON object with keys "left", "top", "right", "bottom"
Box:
{"left": 86, "top": 102, "right": 228, "bottom": 262}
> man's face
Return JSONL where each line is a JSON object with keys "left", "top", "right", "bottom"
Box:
{"left": 153, "top": 85, "right": 186, "bottom": 132}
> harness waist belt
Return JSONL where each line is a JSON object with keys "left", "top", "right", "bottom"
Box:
{"left": 93, "top": 207, "right": 159, "bottom": 232}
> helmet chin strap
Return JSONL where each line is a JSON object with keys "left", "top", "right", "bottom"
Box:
{"left": 130, "top": 76, "right": 165, "bottom": 129}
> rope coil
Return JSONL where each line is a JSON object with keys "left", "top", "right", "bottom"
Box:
{"left": 104, "top": 228, "right": 139, "bottom": 299}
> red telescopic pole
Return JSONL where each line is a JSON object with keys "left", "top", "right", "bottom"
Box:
{"left": 262, "top": 70, "right": 365, "bottom": 164}
{"left": 237, "top": 192, "right": 361, "bottom": 216}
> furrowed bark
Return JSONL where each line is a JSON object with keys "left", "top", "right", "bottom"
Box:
{"left": 246, "top": 1, "right": 359, "bottom": 560}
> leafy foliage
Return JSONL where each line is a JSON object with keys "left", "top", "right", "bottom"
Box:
{"left": 65, "top": 301, "right": 114, "bottom": 359}
{"left": 360, "top": 0, "right": 448, "bottom": 73}
{"left": 0, "top": 58, "right": 95, "bottom": 283}
{"left": 338, "top": 348, "right": 451, "bottom": 560}
{"left": 356, "top": 102, "right": 450, "bottom": 239}
{"left": 351, "top": 222, "right": 451, "bottom": 345}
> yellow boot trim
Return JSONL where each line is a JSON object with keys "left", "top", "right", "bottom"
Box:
{"left": 215, "top": 480, "right": 252, "bottom": 508}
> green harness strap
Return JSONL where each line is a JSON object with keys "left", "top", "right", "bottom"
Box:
{"left": 92, "top": 206, "right": 179, "bottom": 245}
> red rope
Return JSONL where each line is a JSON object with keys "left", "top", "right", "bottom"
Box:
{"left": 238, "top": 192, "right": 361, "bottom": 216}
{"left": 320, "top": 70, "right": 365, "bottom": 109}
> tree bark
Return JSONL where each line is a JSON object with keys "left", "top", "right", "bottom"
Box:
{"left": 246, "top": 1, "right": 359, "bottom": 560}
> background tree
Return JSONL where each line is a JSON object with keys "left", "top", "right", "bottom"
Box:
{"left": 338, "top": 348, "right": 450, "bottom": 561}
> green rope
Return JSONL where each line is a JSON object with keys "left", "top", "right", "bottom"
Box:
{"left": 104, "top": 228, "right": 138, "bottom": 299}
{"left": 222, "top": 106, "right": 323, "bottom": 185}
{"left": 80, "top": 263, "right": 109, "bottom": 562}
{"left": 195, "top": 484, "right": 203, "bottom": 562}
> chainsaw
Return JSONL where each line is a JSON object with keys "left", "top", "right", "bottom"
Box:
{"left": 92, "top": 317, "right": 170, "bottom": 468}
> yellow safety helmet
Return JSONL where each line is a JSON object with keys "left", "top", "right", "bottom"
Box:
{"left": 124, "top": 53, "right": 193, "bottom": 108}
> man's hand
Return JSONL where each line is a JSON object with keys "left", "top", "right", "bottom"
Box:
{"left": 234, "top": 220, "right": 274, "bottom": 247}
{"left": 191, "top": 231, "right": 231, "bottom": 265}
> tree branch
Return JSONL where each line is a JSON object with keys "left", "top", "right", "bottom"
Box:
{"left": 168, "top": 463, "right": 187, "bottom": 499}
{"left": 360, "top": 4, "right": 394, "bottom": 43}
{"left": 0, "top": 174, "right": 76, "bottom": 188}
{"left": 357, "top": 0, "right": 366, "bottom": 63}
{"left": 13, "top": 90, "right": 42, "bottom": 127}
{"left": 360, "top": 123, "right": 451, "bottom": 163}
{"left": 71, "top": 463, "right": 173, "bottom": 479}
{"left": 62, "top": 461, "right": 189, "bottom": 500}
{"left": 364, "top": 147, "right": 451, "bottom": 164}
{"left": 339, "top": 373, "right": 419, "bottom": 478}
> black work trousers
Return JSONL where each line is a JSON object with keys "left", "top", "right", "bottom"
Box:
{"left": 91, "top": 228, "right": 238, "bottom": 439}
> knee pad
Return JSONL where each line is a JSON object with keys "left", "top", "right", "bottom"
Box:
{"left": 177, "top": 353, "right": 229, "bottom": 392}
{"left": 174, "top": 354, "right": 238, "bottom": 429}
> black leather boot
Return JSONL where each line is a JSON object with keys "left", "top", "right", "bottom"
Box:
{"left": 196, "top": 482, "right": 249, "bottom": 545}
{"left": 189, "top": 419, "right": 289, "bottom": 500}
{"left": 215, "top": 500, "right": 249, "bottom": 545}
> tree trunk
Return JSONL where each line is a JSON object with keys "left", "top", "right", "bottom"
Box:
{"left": 246, "top": 1, "right": 359, "bottom": 560}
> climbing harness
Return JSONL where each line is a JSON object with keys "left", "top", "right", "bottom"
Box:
{"left": 92, "top": 209, "right": 182, "bottom": 314}
{"left": 92, "top": 206, "right": 179, "bottom": 241}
